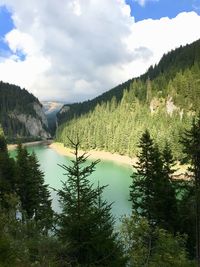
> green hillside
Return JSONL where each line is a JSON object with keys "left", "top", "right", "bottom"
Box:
{"left": 0, "top": 82, "right": 50, "bottom": 141}
{"left": 56, "top": 39, "right": 200, "bottom": 158}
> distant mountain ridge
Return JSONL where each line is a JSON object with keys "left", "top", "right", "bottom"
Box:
{"left": 42, "top": 101, "right": 64, "bottom": 135}
{"left": 56, "top": 39, "right": 200, "bottom": 158}
{"left": 42, "top": 101, "right": 64, "bottom": 115}
{"left": 0, "top": 81, "right": 51, "bottom": 141}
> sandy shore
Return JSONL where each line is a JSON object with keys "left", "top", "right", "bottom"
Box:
{"left": 49, "top": 142, "right": 136, "bottom": 167}
{"left": 8, "top": 140, "right": 53, "bottom": 151}
{"left": 49, "top": 142, "right": 189, "bottom": 177}
{"left": 8, "top": 140, "right": 189, "bottom": 177}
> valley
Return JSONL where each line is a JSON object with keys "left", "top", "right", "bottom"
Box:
{"left": 1, "top": 27, "right": 200, "bottom": 267}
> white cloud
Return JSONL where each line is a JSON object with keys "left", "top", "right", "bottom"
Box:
{"left": 134, "top": 0, "right": 159, "bottom": 7}
{"left": 0, "top": 1, "right": 200, "bottom": 102}
{"left": 70, "top": 0, "right": 82, "bottom": 16}
{"left": 122, "top": 11, "right": 200, "bottom": 78}
{"left": 5, "top": 29, "right": 39, "bottom": 55}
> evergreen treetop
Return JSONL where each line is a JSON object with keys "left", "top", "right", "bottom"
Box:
{"left": 56, "top": 138, "right": 126, "bottom": 266}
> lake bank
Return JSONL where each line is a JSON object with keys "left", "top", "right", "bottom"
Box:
{"left": 9, "top": 143, "right": 133, "bottom": 218}
{"left": 8, "top": 140, "right": 189, "bottom": 178}
{"left": 8, "top": 140, "right": 53, "bottom": 151}
{"left": 49, "top": 142, "right": 189, "bottom": 178}
{"left": 49, "top": 142, "right": 136, "bottom": 167}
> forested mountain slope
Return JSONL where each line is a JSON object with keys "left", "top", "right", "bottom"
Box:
{"left": 57, "top": 80, "right": 131, "bottom": 125}
{"left": 56, "top": 39, "right": 200, "bottom": 158}
{"left": 0, "top": 82, "right": 50, "bottom": 141}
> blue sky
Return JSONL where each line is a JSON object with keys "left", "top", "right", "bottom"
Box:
{"left": 0, "top": 5, "right": 26, "bottom": 60}
{"left": 0, "top": 6, "right": 13, "bottom": 56}
{"left": 0, "top": 1, "right": 200, "bottom": 101}
{"left": 126, "top": 0, "right": 200, "bottom": 21}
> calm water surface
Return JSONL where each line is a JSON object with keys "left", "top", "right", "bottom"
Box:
{"left": 10, "top": 145, "right": 132, "bottom": 220}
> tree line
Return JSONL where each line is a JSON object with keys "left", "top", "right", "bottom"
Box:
{"left": 57, "top": 39, "right": 200, "bottom": 126}
{"left": 56, "top": 39, "right": 200, "bottom": 159}
{"left": 1, "top": 114, "right": 200, "bottom": 266}
{"left": 56, "top": 62, "right": 200, "bottom": 160}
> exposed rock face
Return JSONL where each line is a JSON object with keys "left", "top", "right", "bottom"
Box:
{"left": 149, "top": 96, "right": 185, "bottom": 120}
{"left": 9, "top": 102, "right": 51, "bottom": 139}
{"left": 16, "top": 115, "right": 50, "bottom": 139}
{"left": 166, "top": 97, "right": 177, "bottom": 116}
{"left": 0, "top": 81, "right": 51, "bottom": 139}
{"left": 150, "top": 98, "right": 162, "bottom": 113}
{"left": 59, "top": 105, "right": 70, "bottom": 114}
{"left": 33, "top": 103, "right": 48, "bottom": 127}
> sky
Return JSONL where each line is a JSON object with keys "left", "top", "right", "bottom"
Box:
{"left": 0, "top": 0, "right": 200, "bottom": 102}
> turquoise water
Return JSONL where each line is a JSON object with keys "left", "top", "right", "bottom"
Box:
{"left": 10, "top": 145, "right": 132, "bottom": 220}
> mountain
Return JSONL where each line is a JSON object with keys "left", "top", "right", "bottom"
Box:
{"left": 42, "top": 101, "right": 64, "bottom": 115}
{"left": 56, "top": 39, "right": 200, "bottom": 158}
{"left": 57, "top": 40, "right": 200, "bottom": 125}
{"left": 0, "top": 81, "right": 51, "bottom": 142}
{"left": 57, "top": 81, "right": 131, "bottom": 125}
{"left": 42, "top": 101, "right": 64, "bottom": 135}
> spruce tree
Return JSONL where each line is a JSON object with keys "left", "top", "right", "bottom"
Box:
{"left": 162, "top": 142, "right": 176, "bottom": 177}
{"left": 56, "top": 139, "right": 125, "bottom": 266}
{"left": 0, "top": 133, "right": 16, "bottom": 210}
{"left": 16, "top": 144, "right": 53, "bottom": 231}
{"left": 130, "top": 130, "right": 177, "bottom": 232}
{"left": 92, "top": 182, "right": 126, "bottom": 266}
{"left": 161, "top": 142, "right": 178, "bottom": 232}
{"left": 180, "top": 115, "right": 200, "bottom": 266}
{"left": 28, "top": 152, "right": 53, "bottom": 232}
{"left": 130, "top": 130, "right": 158, "bottom": 224}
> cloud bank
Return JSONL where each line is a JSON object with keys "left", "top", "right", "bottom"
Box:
{"left": 0, "top": 0, "right": 200, "bottom": 102}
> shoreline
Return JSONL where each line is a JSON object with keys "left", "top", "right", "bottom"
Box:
{"left": 8, "top": 140, "right": 189, "bottom": 177}
{"left": 8, "top": 140, "right": 53, "bottom": 151}
{"left": 49, "top": 142, "right": 136, "bottom": 167}
{"left": 49, "top": 142, "right": 189, "bottom": 177}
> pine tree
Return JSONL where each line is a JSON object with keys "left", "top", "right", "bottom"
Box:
{"left": 161, "top": 143, "right": 178, "bottom": 232}
{"left": 92, "top": 182, "right": 126, "bottom": 266}
{"left": 16, "top": 144, "right": 53, "bottom": 231}
{"left": 28, "top": 152, "right": 53, "bottom": 232}
{"left": 16, "top": 144, "right": 33, "bottom": 220}
{"left": 180, "top": 115, "right": 200, "bottom": 266}
{"left": 56, "top": 139, "right": 125, "bottom": 266}
{"left": 146, "top": 77, "right": 152, "bottom": 104}
{"left": 0, "top": 133, "right": 16, "bottom": 210}
{"left": 162, "top": 142, "right": 176, "bottom": 177}
{"left": 130, "top": 130, "right": 157, "bottom": 224}
{"left": 130, "top": 130, "right": 177, "bottom": 232}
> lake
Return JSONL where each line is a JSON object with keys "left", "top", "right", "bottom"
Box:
{"left": 10, "top": 144, "right": 133, "bottom": 220}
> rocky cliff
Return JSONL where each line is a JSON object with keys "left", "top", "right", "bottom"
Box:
{"left": 8, "top": 103, "right": 50, "bottom": 139}
{"left": 0, "top": 81, "right": 50, "bottom": 140}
